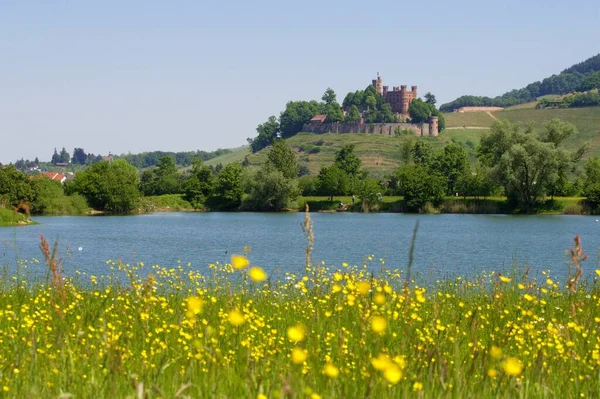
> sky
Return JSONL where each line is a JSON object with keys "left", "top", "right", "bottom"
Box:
{"left": 1, "top": 0, "right": 599, "bottom": 164}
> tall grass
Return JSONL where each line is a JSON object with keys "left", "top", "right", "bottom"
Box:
{"left": 1, "top": 226, "right": 600, "bottom": 397}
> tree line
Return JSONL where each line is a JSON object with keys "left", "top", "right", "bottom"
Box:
{"left": 440, "top": 54, "right": 600, "bottom": 112}
{"left": 4, "top": 117, "right": 600, "bottom": 214}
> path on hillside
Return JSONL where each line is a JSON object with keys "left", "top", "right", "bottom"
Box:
{"left": 487, "top": 111, "right": 499, "bottom": 121}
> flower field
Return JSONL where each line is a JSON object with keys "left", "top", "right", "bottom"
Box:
{"left": 1, "top": 234, "right": 600, "bottom": 398}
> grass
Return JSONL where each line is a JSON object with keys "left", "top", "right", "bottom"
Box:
{"left": 0, "top": 208, "right": 35, "bottom": 227}
{"left": 1, "top": 223, "right": 600, "bottom": 397}
{"left": 204, "top": 146, "right": 251, "bottom": 167}
{"left": 139, "top": 194, "right": 194, "bottom": 211}
{"left": 444, "top": 112, "right": 496, "bottom": 128}
{"left": 244, "top": 133, "right": 483, "bottom": 177}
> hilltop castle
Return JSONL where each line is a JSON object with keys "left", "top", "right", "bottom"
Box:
{"left": 372, "top": 73, "right": 417, "bottom": 115}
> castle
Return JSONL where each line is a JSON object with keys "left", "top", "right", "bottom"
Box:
{"left": 302, "top": 74, "right": 438, "bottom": 137}
{"left": 372, "top": 73, "right": 418, "bottom": 115}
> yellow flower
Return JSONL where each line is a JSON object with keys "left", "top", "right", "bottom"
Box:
{"left": 287, "top": 324, "right": 306, "bottom": 342}
{"left": 248, "top": 267, "right": 267, "bottom": 282}
{"left": 502, "top": 357, "right": 523, "bottom": 376}
{"left": 523, "top": 294, "right": 534, "bottom": 302}
{"left": 323, "top": 363, "right": 339, "bottom": 378}
{"left": 371, "top": 316, "right": 387, "bottom": 334}
{"left": 488, "top": 368, "right": 498, "bottom": 378}
{"left": 186, "top": 296, "right": 204, "bottom": 318}
{"left": 371, "top": 353, "right": 392, "bottom": 370}
{"left": 257, "top": 395, "right": 268, "bottom": 399}
{"left": 490, "top": 346, "right": 502, "bottom": 359}
{"left": 412, "top": 381, "right": 423, "bottom": 391}
{"left": 357, "top": 281, "right": 371, "bottom": 295}
{"left": 231, "top": 254, "right": 250, "bottom": 270}
{"left": 228, "top": 309, "right": 245, "bottom": 326}
{"left": 310, "top": 394, "right": 322, "bottom": 399}
{"left": 374, "top": 293, "right": 386, "bottom": 305}
{"left": 596, "top": 269, "right": 600, "bottom": 277}
{"left": 383, "top": 364, "right": 402, "bottom": 384}
{"left": 291, "top": 347, "right": 308, "bottom": 364}
{"left": 499, "top": 275, "right": 511, "bottom": 283}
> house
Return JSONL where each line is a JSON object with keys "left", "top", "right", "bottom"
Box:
{"left": 309, "top": 115, "right": 327, "bottom": 125}
{"left": 41, "top": 171, "right": 67, "bottom": 184}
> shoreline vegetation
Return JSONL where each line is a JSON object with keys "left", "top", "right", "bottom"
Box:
{"left": 0, "top": 225, "right": 598, "bottom": 397}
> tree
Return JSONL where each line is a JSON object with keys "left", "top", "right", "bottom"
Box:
{"left": 325, "top": 103, "right": 344, "bottom": 123}
{"left": 73, "top": 148, "right": 87, "bottom": 165}
{"left": 68, "top": 159, "right": 140, "bottom": 212}
{"left": 182, "top": 158, "right": 215, "bottom": 208}
{"left": 432, "top": 144, "right": 469, "bottom": 195}
{"left": 140, "top": 156, "right": 181, "bottom": 196}
{"left": 321, "top": 88, "right": 337, "bottom": 105}
{"left": 51, "top": 148, "right": 60, "bottom": 165}
{"left": 399, "top": 137, "right": 414, "bottom": 165}
{"left": 412, "top": 141, "right": 433, "bottom": 165}
{"left": 478, "top": 120, "right": 582, "bottom": 212}
{"left": 345, "top": 105, "right": 361, "bottom": 123}
{"left": 317, "top": 165, "right": 348, "bottom": 200}
{"left": 334, "top": 145, "right": 362, "bottom": 176}
{"left": 59, "top": 147, "right": 70, "bottom": 164}
{"left": 394, "top": 164, "right": 447, "bottom": 210}
{"left": 424, "top": 92, "right": 437, "bottom": 105}
{"left": 209, "top": 163, "right": 243, "bottom": 210}
{"left": 0, "top": 165, "right": 35, "bottom": 208}
{"left": 243, "top": 165, "right": 300, "bottom": 211}
{"left": 279, "top": 101, "right": 322, "bottom": 138}
{"left": 267, "top": 139, "right": 299, "bottom": 179}
{"left": 250, "top": 116, "right": 280, "bottom": 153}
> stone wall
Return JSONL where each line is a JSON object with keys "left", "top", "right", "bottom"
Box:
{"left": 457, "top": 106, "right": 504, "bottom": 113}
{"left": 302, "top": 122, "right": 437, "bottom": 136}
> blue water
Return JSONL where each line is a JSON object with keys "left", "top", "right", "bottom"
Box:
{"left": 1, "top": 212, "right": 599, "bottom": 281}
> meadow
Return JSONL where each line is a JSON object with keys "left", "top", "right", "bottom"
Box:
{"left": 1, "top": 212, "right": 599, "bottom": 398}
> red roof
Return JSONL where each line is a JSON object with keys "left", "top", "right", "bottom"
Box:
{"left": 310, "top": 114, "right": 327, "bottom": 123}
{"left": 41, "top": 172, "right": 66, "bottom": 182}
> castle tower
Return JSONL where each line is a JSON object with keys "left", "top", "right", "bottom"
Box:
{"left": 411, "top": 86, "right": 418, "bottom": 98}
{"left": 373, "top": 73, "right": 383, "bottom": 95}
{"left": 429, "top": 116, "right": 439, "bottom": 136}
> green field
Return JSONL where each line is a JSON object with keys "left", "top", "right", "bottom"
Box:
{"left": 444, "top": 112, "right": 495, "bottom": 128}
{"left": 204, "top": 146, "right": 250, "bottom": 167}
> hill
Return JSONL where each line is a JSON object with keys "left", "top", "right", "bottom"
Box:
{"left": 241, "top": 131, "right": 484, "bottom": 176}
{"left": 440, "top": 54, "right": 600, "bottom": 111}
{"left": 443, "top": 106, "right": 600, "bottom": 157}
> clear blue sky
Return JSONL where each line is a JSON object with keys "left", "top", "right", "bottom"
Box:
{"left": 1, "top": 0, "right": 599, "bottom": 163}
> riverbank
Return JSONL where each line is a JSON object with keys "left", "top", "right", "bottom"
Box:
{"left": 0, "top": 208, "right": 37, "bottom": 227}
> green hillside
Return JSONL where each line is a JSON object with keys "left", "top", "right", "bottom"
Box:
{"left": 443, "top": 106, "right": 600, "bottom": 157}
{"left": 242, "top": 131, "right": 484, "bottom": 176}
{"left": 0, "top": 208, "right": 33, "bottom": 227}
{"left": 204, "top": 146, "right": 250, "bottom": 167}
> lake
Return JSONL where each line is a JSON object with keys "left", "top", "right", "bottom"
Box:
{"left": 1, "top": 212, "right": 599, "bottom": 282}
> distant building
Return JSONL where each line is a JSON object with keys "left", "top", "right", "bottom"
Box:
{"left": 309, "top": 115, "right": 327, "bottom": 125}
{"left": 372, "top": 73, "right": 418, "bottom": 115}
{"left": 41, "top": 171, "right": 67, "bottom": 184}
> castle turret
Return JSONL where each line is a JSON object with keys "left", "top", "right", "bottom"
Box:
{"left": 429, "top": 116, "right": 439, "bottom": 137}
{"left": 383, "top": 86, "right": 389, "bottom": 95}
{"left": 374, "top": 73, "right": 383, "bottom": 95}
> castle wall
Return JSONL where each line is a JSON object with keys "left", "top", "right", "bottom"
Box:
{"left": 302, "top": 122, "right": 437, "bottom": 136}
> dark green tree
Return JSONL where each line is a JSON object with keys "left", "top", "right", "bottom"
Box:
{"left": 209, "top": 163, "right": 243, "bottom": 210}
{"left": 73, "top": 148, "right": 87, "bottom": 165}
{"left": 51, "top": 148, "right": 60, "bottom": 165}
{"left": 432, "top": 144, "right": 470, "bottom": 195}
{"left": 478, "top": 120, "right": 582, "bottom": 212}
{"left": 424, "top": 92, "right": 437, "bottom": 105}
{"left": 0, "top": 165, "right": 35, "bottom": 208}
{"left": 68, "top": 159, "right": 140, "bottom": 212}
{"left": 394, "top": 164, "right": 447, "bottom": 210}
{"left": 267, "top": 139, "right": 299, "bottom": 179}
{"left": 250, "top": 116, "right": 280, "bottom": 153}
{"left": 59, "top": 147, "right": 70, "bottom": 164}
{"left": 182, "top": 158, "right": 215, "bottom": 208}
{"left": 317, "top": 165, "right": 348, "bottom": 200}
{"left": 345, "top": 105, "right": 361, "bottom": 123}
{"left": 243, "top": 164, "right": 300, "bottom": 211}
{"left": 322, "top": 88, "right": 337, "bottom": 105}
{"left": 334, "top": 145, "right": 362, "bottom": 177}
{"left": 412, "top": 141, "right": 433, "bottom": 165}
{"left": 279, "top": 100, "right": 322, "bottom": 138}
